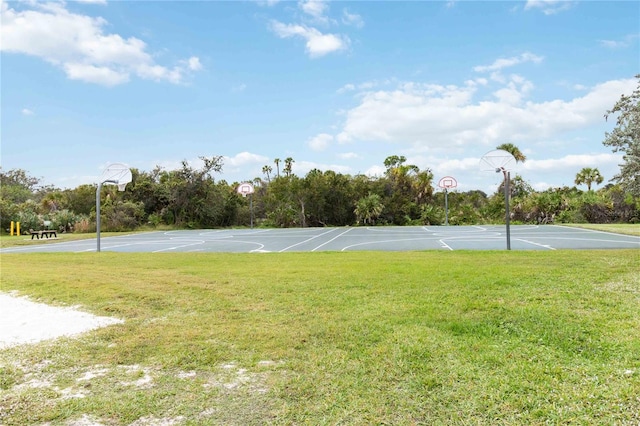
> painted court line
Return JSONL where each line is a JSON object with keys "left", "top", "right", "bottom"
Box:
{"left": 517, "top": 239, "right": 556, "bottom": 250}
{"left": 279, "top": 228, "right": 339, "bottom": 252}
{"left": 439, "top": 240, "right": 453, "bottom": 251}
{"left": 311, "top": 227, "right": 353, "bottom": 251}
{"left": 1, "top": 225, "right": 636, "bottom": 253}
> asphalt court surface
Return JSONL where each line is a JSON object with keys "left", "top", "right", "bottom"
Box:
{"left": 2, "top": 225, "right": 638, "bottom": 253}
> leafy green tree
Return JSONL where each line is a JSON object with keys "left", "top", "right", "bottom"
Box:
{"left": 0, "top": 168, "right": 41, "bottom": 232}
{"left": 301, "top": 170, "right": 355, "bottom": 226}
{"left": 62, "top": 184, "right": 97, "bottom": 216}
{"left": 301, "top": 169, "right": 329, "bottom": 226}
{"left": 381, "top": 155, "right": 433, "bottom": 224}
{"left": 323, "top": 171, "right": 356, "bottom": 225}
{"left": 575, "top": 167, "right": 604, "bottom": 191}
{"left": 355, "top": 193, "right": 384, "bottom": 225}
{"left": 0, "top": 168, "right": 40, "bottom": 204}
{"left": 158, "top": 156, "right": 225, "bottom": 227}
{"left": 603, "top": 74, "right": 640, "bottom": 196}
{"left": 263, "top": 174, "right": 302, "bottom": 227}
{"left": 127, "top": 167, "right": 170, "bottom": 219}
{"left": 99, "top": 199, "right": 146, "bottom": 231}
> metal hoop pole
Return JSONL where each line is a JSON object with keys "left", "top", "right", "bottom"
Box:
{"left": 96, "top": 179, "right": 117, "bottom": 253}
{"left": 504, "top": 171, "right": 511, "bottom": 250}
{"left": 444, "top": 188, "right": 449, "bottom": 226}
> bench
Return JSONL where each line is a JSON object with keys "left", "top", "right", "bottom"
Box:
{"left": 30, "top": 230, "right": 58, "bottom": 240}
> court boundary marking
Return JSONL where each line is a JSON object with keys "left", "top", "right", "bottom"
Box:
{"left": 1, "top": 225, "right": 637, "bottom": 253}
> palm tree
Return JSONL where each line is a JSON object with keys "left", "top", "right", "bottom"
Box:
{"left": 262, "top": 165, "right": 272, "bottom": 183}
{"left": 284, "top": 157, "right": 294, "bottom": 177}
{"left": 354, "top": 193, "right": 384, "bottom": 225}
{"left": 495, "top": 143, "right": 526, "bottom": 197}
{"left": 575, "top": 167, "right": 604, "bottom": 191}
{"left": 274, "top": 158, "right": 281, "bottom": 178}
{"left": 496, "top": 143, "right": 526, "bottom": 163}
{"left": 413, "top": 169, "right": 434, "bottom": 204}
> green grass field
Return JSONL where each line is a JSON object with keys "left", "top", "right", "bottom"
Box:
{"left": 1, "top": 250, "right": 639, "bottom": 425}
{"left": 562, "top": 223, "right": 640, "bottom": 236}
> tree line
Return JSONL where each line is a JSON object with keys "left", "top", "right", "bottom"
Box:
{"left": 1, "top": 155, "right": 638, "bottom": 234}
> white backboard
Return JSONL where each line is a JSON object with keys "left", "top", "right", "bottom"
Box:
{"left": 480, "top": 149, "right": 516, "bottom": 172}
{"left": 100, "top": 163, "right": 132, "bottom": 186}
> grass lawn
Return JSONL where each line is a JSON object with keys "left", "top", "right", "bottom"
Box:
{"left": 0, "top": 231, "right": 137, "bottom": 248}
{"left": 563, "top": 223, "right": 640, "bottom": 237}
{"left": 1, "top": 250, "right": 639, "bottom": 425}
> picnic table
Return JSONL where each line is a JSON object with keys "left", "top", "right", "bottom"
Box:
{"left": 30, "top": 230, "right": 58, "bottom": 240}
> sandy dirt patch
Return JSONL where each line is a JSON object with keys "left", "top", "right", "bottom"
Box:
{"left": 0, "top": 292, "right": 123, "bottom": 349}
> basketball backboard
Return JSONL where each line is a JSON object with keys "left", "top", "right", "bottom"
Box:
{"left": 100, "top": 163, "right": 132, "bottom": 191}
{"left": 480, "top": 149, "right": 516, "bottom": 173}
{"left": 236, "top": 182, "right": 255, "bottom": 197}
{"left": 438, "top": 176, "right": 458, "bottom": 189}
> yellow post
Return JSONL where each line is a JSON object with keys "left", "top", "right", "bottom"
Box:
{"left": 16, "top": 222, "right": 20, "bottom": 236}
{"left": 10, "top": 221, "right": 14, "bottom": 236}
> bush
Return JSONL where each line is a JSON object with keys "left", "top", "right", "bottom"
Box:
{"left": 74, "top": 218, "right": 93, "bottom": 233}
{"left": 101, "top": 201, "right": 145, "bottom": 231}
{"left": 50, "top": 209, "right": 85, "bottom": 232}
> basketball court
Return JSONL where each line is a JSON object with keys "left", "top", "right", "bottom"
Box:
{"left": 2, "top": 225, "right": 638, "bottom": 253}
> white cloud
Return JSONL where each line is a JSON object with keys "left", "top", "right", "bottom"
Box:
{"left": 308, "top": 133, "right": 333, "bottom": 151}
{"left": 21, "top": 108, "right": 35, "bottom": 116}
{"left": 270, "top": 21, "right": 349, "bottom": 57}
{"left": 293, "top": 160, "right": 352, "bottom": 177}
{"left": 364, "top": 165, "right": 385, "bottom": 178}
{"left": 225, "top": 152, "right": 269, "bottom": 167}
{"left": 337, "top": 83, "right": 356, "bottom": 94}
{"left": 186, "top": 56, "right": 202, "bottom": 71}
{"left": 524, "top": 0, "right": 575, "bottom": 15}
{"left": 473, "top": 52, "right": 543, "bottom": 73}
{"left": 334, "top": 77, "right": 636, "bottom": 156}
{"left": 338, "top": 80, "right": 388, "bottom": 94}
{"left": 599, "top": 34, "right": 639, "bottom": 50}
{"left": 432, "top": 157, "right": 483, "bottom": 175}
{"left": 74, "top": 0, "right": 107, "bottom": 4}
{"left": 492, "top": 74, "right": 534, "bottom": 105}
{"left": 64, "top": 62, "right": 130, "bottom": 86}
{"left": 342, "top": 9, "right": 364, "bottom": 28}
{"left": 523, "top": 153, "right": 621, "bottom": 171}
{"left": 0, "top": 2, "right": 202, "bottom": 86}
{"left": 299, "top": 0, "right": 329, "bottom": 21}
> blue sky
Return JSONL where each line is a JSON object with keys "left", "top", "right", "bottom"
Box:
{"left": 2, "top": 0, "right": 638, "bottom": 194}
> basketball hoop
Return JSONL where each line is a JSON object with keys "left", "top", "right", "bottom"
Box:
{"left": 480, "top": 149, "right": 516, "bottom": 250}
{"left": 437, "top": 176, "right": 457, "bottom": 226}
{"left": 96, "top": 163, "right": 132, "bottom": 252}
{"left": 100, "top": 163, "right": 133, "bottom": 187}
{"left": 437, "top": 176, "right": 457, "bottom": 190}
{"left": 236, "top": 183, "right": 256, "bottom": 229}
{"left": 479, "top": 149, "right": 516, "bottom": 174}
{"left": 236, "top": 182, "right": 255, "bottom": 198}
